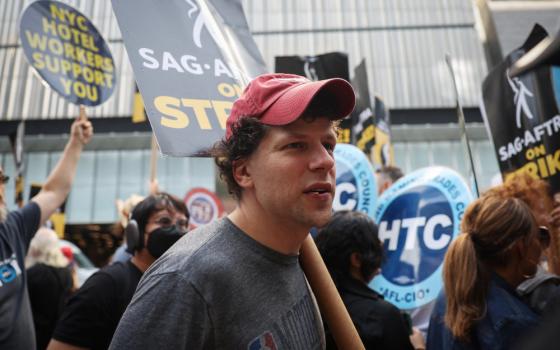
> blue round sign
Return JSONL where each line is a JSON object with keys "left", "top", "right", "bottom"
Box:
{"left": 553, "top": 66, "right": 560, "bottom": 109}
{"left": 333, "top": 144, "right": 377, "bottom": 218}
{"left": 369, "top": 166, "right": 474, "bottom": 309}
{"left": 19, "top": 0, "right": 116, "bottom": 106}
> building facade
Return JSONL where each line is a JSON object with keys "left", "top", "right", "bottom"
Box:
{"left": 0, "top": 0, "right": 528, "bottom": 224}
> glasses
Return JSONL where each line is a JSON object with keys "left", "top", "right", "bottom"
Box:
{"left": 0, "top": 174, "right": 9, "bottom": 184}
{"left": 538, "top": 226, "right": 551, "bottom": 248}
{"left": 153, "top": 216, "right": 189, "bottom": 231}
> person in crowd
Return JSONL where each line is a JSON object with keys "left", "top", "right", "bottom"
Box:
{"left": 109, "top": 73, "right": 356, "bottom": 349}
{"left": 495, "top": 173, "right": 560, "bottom": 271}
{"left": 26, "top": 227, "right": 74, "bottom": 350}
{"left": 376, "top": 165, "right": 404, "bottom": 195}
{"left": 427, "top": 189, "right": 543, "bottom": 349}
{"left": 48, "top": 193, "right": 189, "bottom": 350}
{"left": 0, "top": 118, "right": 92, "bottom": 349}
{"left": 111, "top": 181, "right": 159, "bottom": 263}
{"left": 487, "top": 173, "right": 560, "bottom": 314}
{"left": 316, "top": 210, "right": 424, "bottom": 350}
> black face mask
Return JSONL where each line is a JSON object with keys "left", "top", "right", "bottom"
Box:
{"left": 146, "top": 226, "right": 185, "bottom": 259}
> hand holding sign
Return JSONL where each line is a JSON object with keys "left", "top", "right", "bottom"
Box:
{"left": 70, "top": 116, "right": 93, "bottom": 147}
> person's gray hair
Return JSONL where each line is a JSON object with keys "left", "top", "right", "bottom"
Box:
{"left": 25, "top": 227, "right": 69, "bottom": 268}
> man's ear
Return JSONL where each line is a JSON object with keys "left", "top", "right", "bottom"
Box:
{"left": 232, "top": 159, "right": 253, "bottom": 189}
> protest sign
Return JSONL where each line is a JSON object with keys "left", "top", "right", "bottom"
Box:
{"left": 369, "top": 166, "right": 473, "bottom": 309}
{"left": 351, "top": 60, "right": 375, "bottom": 155}
{"left": 275, "top": 52, "right": 350, "bottom": 82}
{"left": 112, "top": 0, "right": 267, "bottom": 156}
{"left": 371, "top": 96, "right": 394, "bottom": 167}
{"left": 19, "top": 0, "right": 115, "bottom": 106}
{"left": 184, "top": 187, "right": 224, "bottom": 229}
{"left": 333, "top": 144, "right": 377, "bottom": 218}
{"left": 481, "top": 25, "right": 560, "bottom": 193}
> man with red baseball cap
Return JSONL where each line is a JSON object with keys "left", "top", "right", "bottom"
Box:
{"left": 110, "top": 73, "right": 355, "bottom": 349}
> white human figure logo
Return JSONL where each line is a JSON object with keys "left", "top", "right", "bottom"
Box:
{"left": 185, "top": 0, "right": 217, "bottom": 49}
{"left": 506, "top": 69, "right": 535, "bottom": 128}
{"left": 303, "top": 57, "right": 319, "bottom": 81}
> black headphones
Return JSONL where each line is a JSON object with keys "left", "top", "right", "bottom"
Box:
{"left": 125, "top": 219, "right": 143, "bottom": 253}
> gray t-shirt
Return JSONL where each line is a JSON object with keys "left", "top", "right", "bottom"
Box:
{"left": 110, "top": 218, "right": 325, "bottom": 349}
{"left": 0, "top": 202, "right": 40, "bottom": 350}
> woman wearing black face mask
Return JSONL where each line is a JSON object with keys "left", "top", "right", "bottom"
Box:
{"left": 49, "top": 193, "right": 189, "bottom": 350}
{"left": 316, "top": 211, "right": 423, "bottom": 350}
{"left": 144, "top": 214, "right": 189, "bottom": 259}
{"left": 132, "top": 197, "right": 190, "bottom": 269}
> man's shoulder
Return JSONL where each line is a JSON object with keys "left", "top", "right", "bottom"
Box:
{"left": 0, "top": 202, "right": 41, "bottom": 252}
{"left": 2, "top": 202, "right": 40, "bottom": 228}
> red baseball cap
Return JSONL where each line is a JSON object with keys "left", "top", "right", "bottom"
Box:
{"left": 225, "top": 73, "right": 355, "bottom": 139}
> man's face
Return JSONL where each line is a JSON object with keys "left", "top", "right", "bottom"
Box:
{"left": 243, "top": 117, "right": 337, "bottom": 230}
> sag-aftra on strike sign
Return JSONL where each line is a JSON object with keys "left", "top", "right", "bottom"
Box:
{"left": 482, "top": 25, "right": 560, "bottom": 194}
{"left": 111, "top": 0, "right": 267, "bottom": 156}
{"left": 19, "top": 0, "right": 116, "bottom": 106}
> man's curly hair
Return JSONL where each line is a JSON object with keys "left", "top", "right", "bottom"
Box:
{"left": 211, "top": 117, "right": 269, "bottom": 200}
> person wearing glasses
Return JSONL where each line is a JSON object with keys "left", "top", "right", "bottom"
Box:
{"left": 48, "top": 193, "right": 189, "bottom": 350}
{"left": 0, "top": 119, "right": 92, "bottom": 350}
{"left": 427, "top": 187, "right": 546, "bottom": 350}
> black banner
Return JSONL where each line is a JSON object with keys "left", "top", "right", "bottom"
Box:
{"left": 372, "top": 96, "right": 394, "bottom": 167}
{"left": 351, "top": 60, "right": 375, "bottom": 155}
{"left": 275, "top": 52, "right": 349, "bottom": 82}
{"left": 481, "top": 24, "right": 560, "bottom": 193}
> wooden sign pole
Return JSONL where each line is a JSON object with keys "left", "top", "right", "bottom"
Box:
{"left": 300, "top": 235, "right": 365, "bottom": 349}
